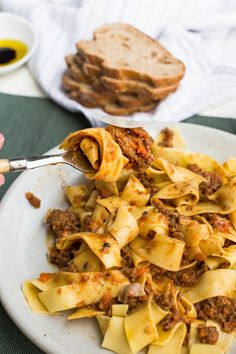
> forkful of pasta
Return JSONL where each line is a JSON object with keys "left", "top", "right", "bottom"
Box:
{"left": 0, "top": 128, "right": 126, "bottom": 182}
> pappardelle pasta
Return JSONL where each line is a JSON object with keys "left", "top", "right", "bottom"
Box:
{"left": 24, "top": 126, "right": 236, "bottom": 354}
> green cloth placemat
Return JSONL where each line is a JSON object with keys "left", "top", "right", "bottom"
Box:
{"left": 0, "top": 92, "right": 235, "bottom": 354}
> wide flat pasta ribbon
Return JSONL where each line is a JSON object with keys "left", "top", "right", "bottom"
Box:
{"left": 124, "top": 301, "right": 166, "bottom": 353}
{"left": 22, "top": 282, "right": 49, "bottom": 314}
{"left": 57, "top": 232, "right": 122, "bottom": 268}
{"left": 152, "top": 147, "right": 226, "bottom": 181}
{"left": 37, "top": 271, "right": 129, "bottom": 313}
{"left": 183, "top": 269, "right": 236, "bottom": 303}
{"left": 102, "top": 316, "right": 133, "bottom": 354}
{"left": 69, "top": 243, "right": 103, "bottom": 272}
{"left": 199, "top": 234, "right": 224, "bottom": 256}
{"left": 149, "top": 323, "right": 186, "bottom": 354}
{"left": 97, "top": 196, "right": 129, "bottom": 214}
{"left": 68, "top": 307, "right": 105, "bottom": 320}
{"left": 181, "top": 223, "right": 209, "bottom": 247}
{"left": 24, "top": 270, "right": 129, "bottom": 313}
{"left": 108, "top": 206, "right": 139, "bottom": 248}
{"left": 205, "top": 245, "right": 236, "bottom": 269}
{"left": 138, "top": 207, "right": 169, "bottom": 238}
{"left": 189, "top": 343, "right": 223, "bottom": 354}
{"left": 223, "top": 158, "right": 236, "bottom": 178}
{"left": 178, "top": 177, "right": 236, "bottom": 215}
{"left": 152, "top": 179, "right": 199, "bottom": 206}
{"left": 154, "top": 156, "right": 206, "bottom": 184}
{"left": 60, "top": 128, "right": 125, "bottom": 182}
{"left": 96, "top": 315, "right": 110, "bottom": 336}
{"left": 65, "top": 185, "right": 89, "bottom": 207}
{"left": 130, "top": 234, "right": 184, "bottom": 271}
{"left": 121, "top": 175, "right": 150, "bottom": 207}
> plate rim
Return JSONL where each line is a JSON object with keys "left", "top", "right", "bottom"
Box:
{"left": 0, "top": 122, "right": 236, "bottom": 354}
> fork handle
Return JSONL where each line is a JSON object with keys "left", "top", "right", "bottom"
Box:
{"left": 0, "top": 159, "right": 11, "bottom": 173}
{"left": 0, "top": 155, "right": 64, "bottom": 173}
{"left": 0, "top": 158, "right": 26, "bottom": 173}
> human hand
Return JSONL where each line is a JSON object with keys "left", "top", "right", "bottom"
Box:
{"left": 0, "top": 133, "right": 5, "bottom": 186}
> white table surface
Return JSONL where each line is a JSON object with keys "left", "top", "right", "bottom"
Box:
{"left": 1, "top": 64, "right": 236, "bottom": 119}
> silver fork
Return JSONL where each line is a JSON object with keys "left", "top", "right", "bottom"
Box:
{"left": 0, "top": 150, "right": 94, "bottom": 174}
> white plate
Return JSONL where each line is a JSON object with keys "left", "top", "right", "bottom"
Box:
{"left": 0, "top": 123, "right": 236, "bottom": 354}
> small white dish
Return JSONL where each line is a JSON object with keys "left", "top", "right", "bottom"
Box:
{"left": 0, "top": 12, "right": 38, "bottom": 75}
{"left": 0, "top": 123, "right": 236, "bottom": 354}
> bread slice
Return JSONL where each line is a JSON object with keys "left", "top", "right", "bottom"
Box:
{"left": 65, "top": 55, "right": 89, "bottom": 83}
{"left": 63, "top": 73, "right": 156, "bottom": 109}
{"left": 63, "top": 74, "right": 112, "bottom": 106}
{"left": 100, "top": 76, "right": 178, "bottom": 99}
{"left": 82, "top": 61, "right": 101, "bottom": 79}
{"left": 77, "top": 23, "right": 185, "bottom": 88}
{"left": 66, "top": 56, "right": 155, "bottom": 106}
{"left": 104, "top": 101, "right": 157, "bottom": 116}
{"left": 69, "top": 90, "right": 157, "bottom": 116}
{"left": 70, "top": 54, "right": 178, "bottom": 99}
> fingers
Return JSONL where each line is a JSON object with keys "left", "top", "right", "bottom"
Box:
{"left": 0, "top": 174, "right": 5, "bottom": 186}
{"left": 0, "top": 133, "right": 4, "bottom": 150}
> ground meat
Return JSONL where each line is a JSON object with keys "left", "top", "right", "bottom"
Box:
{"left": 137, "top": 172, "right": 159, "bottom": 196}
{"left": 153, "top": 202, "right": 180, "bottom": 233}
{"left": 198, "top": 325, "right": 219, "bottom": 344}
{"left": 187, "top": 163, "right": 222, "bottom": 197}
{"left": 118, "top": 283, "right": 148, "bottom": 311}
{"left": 105, "top": 125, "right": 154, "bottom": 170}
{"left": 83, "top": 214, "right": 92, "bottom": 231}
{"left": 121, "top": 266, "right": 147, "bottom": 283}
{"left": 171, "top": 230, "right": 185, "bottom": 242}
{"left": 204, "top": 214, "right": 231, "bottom": 233}
{"left": 155, "top": 293, "right": 172, "bottom": 311}
{"left": 127, "top": 295, "right": 149, "bottom": 312}
{"left": 151, "top": 262, "right": 208, "bottom": 287}
{"left": 194, "top": 252, "right": 207, "bottom": 262}
{"left": 224, "top": 239, "right": 235, "bottom": 248}
{"left": 121, "top": 244, "right": 148, "bottom": 281}
{"left": 98, "top": 291, "right": 113, "bottom": 312}
{"left": 121, "top": 248, "right": 134, "bottom": 268}
{"left": 121, "top": 249, "right": 148, "bottom": 282}
{"left": 183, "top": 324, "right": 190, "bottom": 346}
{"left": 161, "top": 308, "right": 183, "bottom": 330}
{"left": 195, "top": 296, "right": 236, "bottom": 333}
{"left": 45, "top": 209, "right": 80, "bottom": 239}
{"left": 25, "top": 192, "right": 41, "bottom": 208}
{"left": 155, "top": 283, "right": 186, "bottom": 330}
{"left": 119, "top": 284, "right": 149, "bottom": 312}
{"left": 49, "top": 246, "right": 74, "bottom": 268}
{"left": 158, "top": 127, "right": 174, "bottom": 148}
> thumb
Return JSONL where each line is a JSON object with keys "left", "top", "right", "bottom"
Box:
{"left": 0, "top": 133, "right": 4, "bottom": 150}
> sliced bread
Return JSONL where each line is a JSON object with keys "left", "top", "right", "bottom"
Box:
{"left": 77, "top": 23, "right": 185, "bottom": 88}
{"left": 65, "top": 55, "right": 89, "bottom": 83}
{"left": 69, "top": 90, "right": 157, "bottom": 116}
{"left": 63, "top": 74, "right": 156, "bottom": 109}
{"left": 100, "top": 76, "right": 178, "bottom": 99}
{"left": 66, "top": 57, "right": 155, "bottom": 106}
{"left": 71, "top": 54, "right": 179, "bottom": 99}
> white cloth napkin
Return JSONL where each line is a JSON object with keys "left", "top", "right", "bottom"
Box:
{"left": 2, "top": 0, "right": 236, "bottom": 126}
